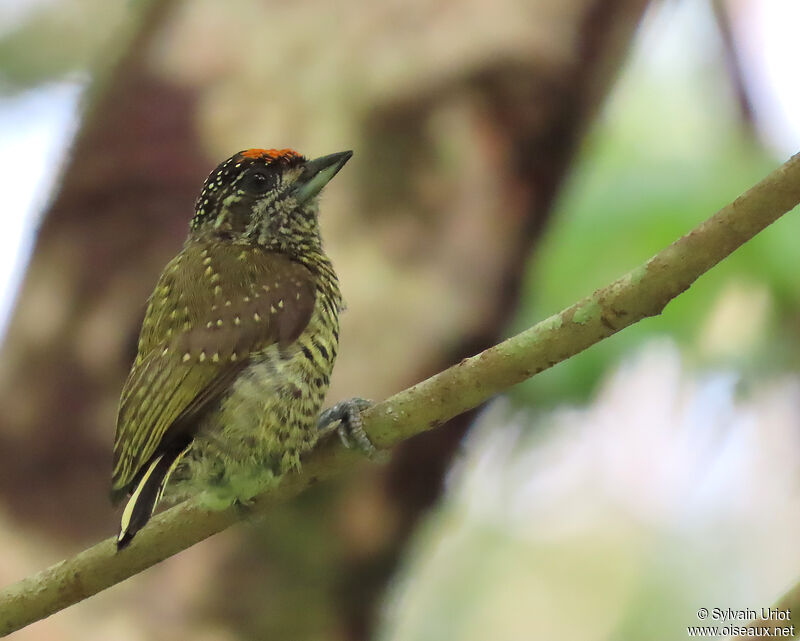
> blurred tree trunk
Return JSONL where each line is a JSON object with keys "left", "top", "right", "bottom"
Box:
{"left": 0, "top": 0, "right": 650, "bottom": 639}
{"left": 336, "top": 3, "right": 653, "bottom": 638}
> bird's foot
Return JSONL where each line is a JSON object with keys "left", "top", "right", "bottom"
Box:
{"left": 317, "top": 398, "right": 376, "bottom": 456}
{"left": 232, "top": 495, "right": 255, "bottom": 516}
{"left": 233, "top": 494, "right": 256, "bottom": 507}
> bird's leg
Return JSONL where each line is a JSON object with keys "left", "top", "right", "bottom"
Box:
{"left": 233, "top": 496, "right": 256, "bottom": 517}
{"left": 317, "top": 398, "right": 376, "bottom": 455}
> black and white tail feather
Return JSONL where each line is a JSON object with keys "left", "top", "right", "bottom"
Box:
{"left": 116, "top": 449, "right": 184, "bottom": 549}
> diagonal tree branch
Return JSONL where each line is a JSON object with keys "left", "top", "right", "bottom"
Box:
{"left": 1, "top": 152, "right": 799, "bottom": 636}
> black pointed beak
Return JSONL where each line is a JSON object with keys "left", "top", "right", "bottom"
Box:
{"left": 294, "top": 150, "right": 353, "bottom": 204}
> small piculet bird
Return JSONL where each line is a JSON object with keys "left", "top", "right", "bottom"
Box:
{"left": 111, "top": 148, "right": 368, "bottom": 549}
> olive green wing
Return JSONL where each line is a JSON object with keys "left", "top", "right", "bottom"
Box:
{"left": 111, "top": 243, "right": 316, "bottom": 501}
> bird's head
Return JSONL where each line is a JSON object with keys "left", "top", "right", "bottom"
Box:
{"left": 190, "top": 148, "right": 352, "bottom": 254}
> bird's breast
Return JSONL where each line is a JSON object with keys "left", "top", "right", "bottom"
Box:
{"left": 223, "top": 287, "right": 340, "bottom": 420}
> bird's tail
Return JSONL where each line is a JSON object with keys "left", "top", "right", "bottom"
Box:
{"left": 117, "top": 449, "right": 184, "bottom": 550}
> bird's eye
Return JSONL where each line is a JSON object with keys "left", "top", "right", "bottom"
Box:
{"left": 243, "top": 171, "right": 272, "bottom": 194}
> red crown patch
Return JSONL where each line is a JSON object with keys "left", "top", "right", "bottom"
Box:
{"left": 240, "top": 148, "right": 302, "bottom": 162}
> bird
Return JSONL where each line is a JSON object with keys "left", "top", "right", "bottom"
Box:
{"left": 111, "top": 148, "right": 369, "bottom": 549}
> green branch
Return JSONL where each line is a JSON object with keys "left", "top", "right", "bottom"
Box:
{"left": 2, "top": 153, "right": 800, "bottom": 636}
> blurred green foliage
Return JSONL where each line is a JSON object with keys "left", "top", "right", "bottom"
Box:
{"left": 511, "top": 43, "right": 800, "bottom": 408}
{"left": 0, "top": 0, "right": 137, "bottom": 89}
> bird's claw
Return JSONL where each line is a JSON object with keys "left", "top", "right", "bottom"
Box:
{"left": 233, "top": 496, "right": 255, "bottom": 513}
{"left": 317, "top": 398, "right": 376, "bottom": 456}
